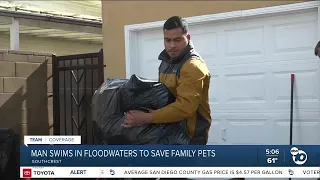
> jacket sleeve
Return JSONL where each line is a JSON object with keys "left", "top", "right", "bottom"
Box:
{"left": 151, "top": 59, "right": 206, "bottom": 123}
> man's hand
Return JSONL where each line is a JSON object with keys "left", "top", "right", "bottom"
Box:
{"left": 123, "top": 110, "right": 153, "bottom": 128}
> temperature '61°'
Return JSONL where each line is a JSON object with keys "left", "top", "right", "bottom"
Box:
{"left": 267, "top": 157, "right": 278, "bottom": 164}
{"left": 265, "top": 149, "right": 280, "bottom": 164}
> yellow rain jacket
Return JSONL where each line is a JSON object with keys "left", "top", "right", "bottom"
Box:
{"left": 151, "top": 42, "right": 211, "bottom": 144}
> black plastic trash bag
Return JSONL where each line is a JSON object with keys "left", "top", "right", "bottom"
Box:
{"left": 92, "top": 74, "right": 189, "bottom": 145}
{"left": 0, "top": 128, "right": 19, "bottom": 179}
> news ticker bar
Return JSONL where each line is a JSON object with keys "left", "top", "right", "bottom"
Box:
{"left": 21, "top": 145, "right": 319, "bottom": 167}
{"left": 20, "top": 167, "right": 320, "bottom": 178}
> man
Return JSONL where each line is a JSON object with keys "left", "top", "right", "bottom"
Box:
{"left": 315, "top": 41, "right": 320, "bottom": 58}
{"left": 123, "top": 16, "right": 212, "bottom": 145}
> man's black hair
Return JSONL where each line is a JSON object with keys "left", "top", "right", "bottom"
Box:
{"left": 315, "top": 41, "right": 320, "bottom": 56}
{"left": 163, "top": 16, "right": 188, "bottom": 34}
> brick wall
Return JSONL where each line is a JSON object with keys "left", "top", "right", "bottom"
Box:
{"left": 0, "top": 50, "right": 53, "bottom": 143}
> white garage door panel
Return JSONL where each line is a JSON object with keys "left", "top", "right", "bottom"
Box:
{"left": 221, "top": 65, "right": 269, "bottom": 110}
{"left": 219, "top": 112, "right": 320, "bottom": 145}
{"left": 272, "top": 111, "right": 320, "bottom": 144}
{"left": 139, "top": 30, "right": 162, "bottom": 79}
{"left": 187, "top": 30, "right": 218, "bottom": 62}
{"left": 136, "top": 9, "right": 320, "bottom": 145}
{"left": 208, "top": 61, "right": 320, "bottom": 111}
{"left": 271, "top": 22, "right": 317, "bottom": 62}
{"left": 208, "top": 69, "right": 220, "bottom": 103}
{"left": 222, "top": 114, "right": 272, "bottom": 145}
{"left": 207, "top": 118, "right": 223, "bottom": 144}
{"left": 269, "top": 11, "right": 317, "bottom": 63}
{"left": 270, "top": 62, "right": 320, "bottom": 110}
{"left": 225, "top": 27, "right": 264, "bottom": 57}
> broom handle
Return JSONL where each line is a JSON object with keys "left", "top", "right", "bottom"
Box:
{"left": 289, "top": 74, "right": 294, "bottom": 180}
{"left": 290, "top": 74, "right": 294, "bottom": 146}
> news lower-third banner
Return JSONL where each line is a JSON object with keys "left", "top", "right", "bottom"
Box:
{"left": 20, "top": 144, "right": 320, "bottom": 167}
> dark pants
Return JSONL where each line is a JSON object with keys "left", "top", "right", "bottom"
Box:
{"left": 190, "top": 135, "right": 207, "bottom": 145}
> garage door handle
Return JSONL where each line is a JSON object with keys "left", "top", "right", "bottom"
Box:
{"left": 222, "top": 128, "right": 227, "bottom": 141}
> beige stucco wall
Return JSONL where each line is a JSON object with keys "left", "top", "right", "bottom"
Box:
{"left": 102, "top": 0, "right": 307, "bottom": 79}
{"left": 0, "top": 34, "right": 102, "bottom": 56}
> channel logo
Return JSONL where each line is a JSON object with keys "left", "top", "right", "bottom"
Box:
{"left": 22, "top": 168, "right": 32, "bottom": 178}
{"left": 290, "top": 147, "right": 308, "bottom": 165}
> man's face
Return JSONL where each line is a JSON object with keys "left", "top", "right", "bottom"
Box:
{"left": 164, "top": 28, "right": 189, "bottom": 58}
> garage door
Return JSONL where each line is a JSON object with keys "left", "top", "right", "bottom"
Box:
{"left": 135, "top": 9, "right": 320, "bottom": 145}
